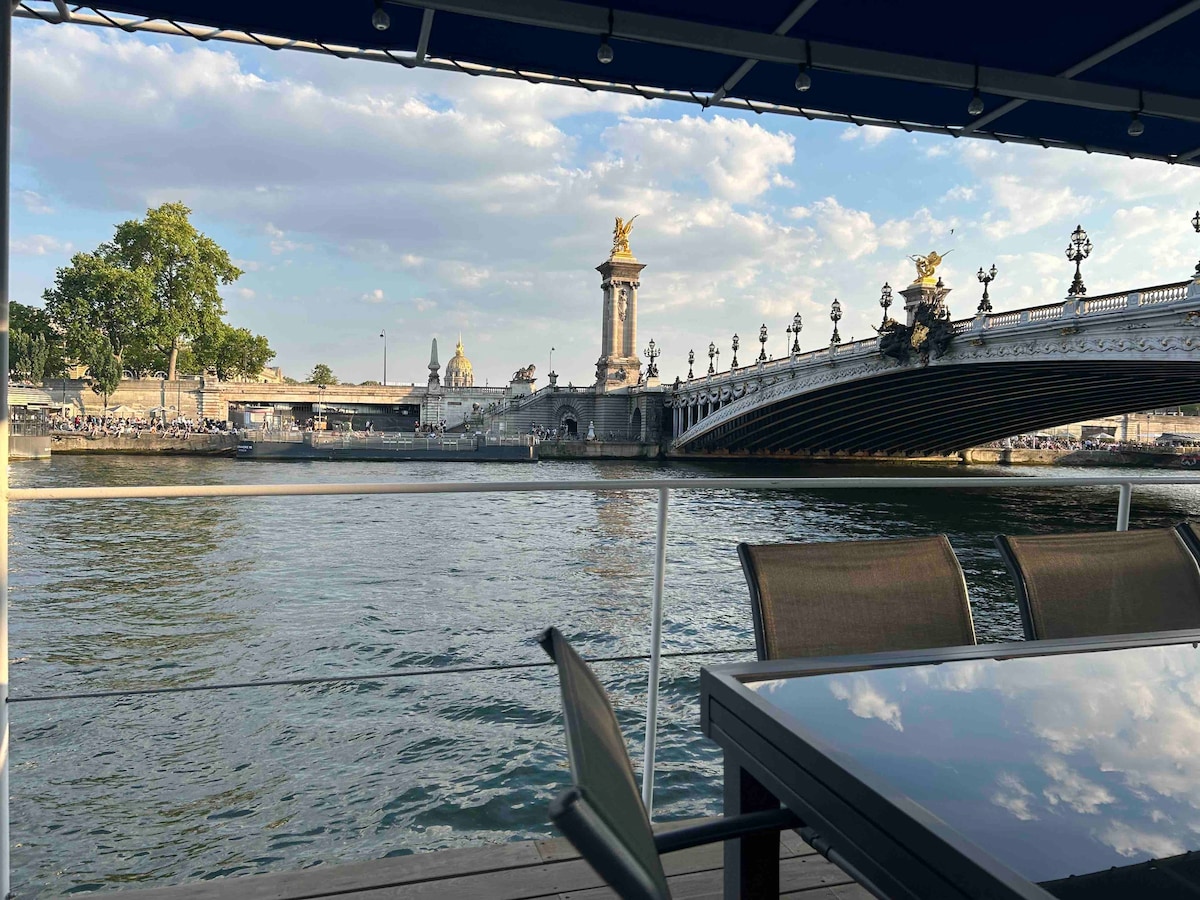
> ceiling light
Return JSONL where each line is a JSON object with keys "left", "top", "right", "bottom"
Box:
{"left": 372, "top": 0, "right": 390, "bottom": 31}
{"left": 967, "top": 90, "right": 984, "bottom": 117}
{"left": 794, "top": 65, "right": 811, "bottom": 92}
{"left": 597, "top": 38, "right": 614, "bottom": 64}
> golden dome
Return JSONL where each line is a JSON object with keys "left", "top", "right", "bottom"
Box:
{"left": 445, "top": 336, "right": 474, "bottom": 388}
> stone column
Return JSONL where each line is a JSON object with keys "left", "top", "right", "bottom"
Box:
{"left": 899, "top": 279, "right": 952, "bottom": 326}
{"left": 595, "top": 251, "right": 646, "bottom": 391}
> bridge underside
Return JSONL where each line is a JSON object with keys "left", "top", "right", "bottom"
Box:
{"left": 679, "top": 361, "right": 1200, "bottom": 455}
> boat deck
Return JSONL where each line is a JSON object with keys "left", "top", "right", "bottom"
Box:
{"left": 105, "top": 820, "right": 869, "bottom": 899}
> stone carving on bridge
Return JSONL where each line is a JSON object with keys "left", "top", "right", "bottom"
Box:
{"left": 512, "top": 364, "right": 537, "bottom": 382}
{"left": 876, "top": 299, "right": 954, "bottom": 365}
{"left": 907, "top": 250, "right": 952, "bottom": 284}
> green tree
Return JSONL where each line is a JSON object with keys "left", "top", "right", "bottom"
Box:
{"left": 190, "top": 323, "right": 275, "bottom": 380}
{"left": 359, "top": 380, "right": 381, "bottom": 386}
{"left": 10, "top": 303, "right": 67, "bottom": 382}
{"left": 307, "top": 363, "right": 337, "bottom": 386}
{"left": 87, "top": 337, "right": 122, "bottom": 408}
{"left": 43, "top": 252, "right": 153, "bottom": 374}
{"left": 104, "top": 202, "right": 242, "bottom": 380}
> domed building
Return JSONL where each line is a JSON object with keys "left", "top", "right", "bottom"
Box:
{"left": 444, "top": 336, "right": 474, "bottom": 388}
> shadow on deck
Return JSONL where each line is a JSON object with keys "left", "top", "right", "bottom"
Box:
{"left": 104, "top": 819, "right": 870, "bottom": 899}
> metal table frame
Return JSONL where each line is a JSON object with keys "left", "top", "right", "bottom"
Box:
{"left": 701, "top": 628, "right": 1200, "bottom": 900}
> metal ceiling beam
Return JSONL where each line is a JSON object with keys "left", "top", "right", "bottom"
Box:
{"left": 710, "top": 0, "right": 818, "bottom": 105}
{"left": 414, "top": 7, "right": 434, "bottom": 63}
{"left": 391, "top": 0, "right": 1200, "bottom": 123}
{"left": 961, "top": 0, "right": 1200, "bottom": 134}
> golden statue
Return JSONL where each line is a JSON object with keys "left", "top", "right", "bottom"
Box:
{"left": 612, "top": 215, "right": 639, "bottom": 257}
{"left": 907, "top": 249, "right": 952, "bottom": 283}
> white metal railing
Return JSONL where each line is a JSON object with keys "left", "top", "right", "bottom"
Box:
{"left": 8, "top": 472, "right": 1200, "bottom": 839}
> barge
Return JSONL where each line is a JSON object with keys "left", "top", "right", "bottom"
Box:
{"left": 236, "top": 432, "right": 538, "bottom": 462}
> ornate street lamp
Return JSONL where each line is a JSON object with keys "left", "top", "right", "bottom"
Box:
{"left": 786, "top": 312, "right": 803, "bottom": 355}
{"left": 687, "top": 349, "right": 694, "bottom": 381}
{"left": 707, "top": 341, "right": 718, "bottom": 375}
{"left": 643, "top": 338, "right": 660, "bottom": 378}
{"left": 1192, "top": 209, "right": 1200, "bottom": 277}
{"left": 758, "top": 323, "right": 768, "bottom": 362}
{"left": 1066, "top": 224, "right": 1092, "bottom": 297}
{"left": 731, "top": 333, "right": 739, "bottom": 370}
{"left": 879, "top": 282, "right": 893, "bottom": 328}
{"left": 976, "top": 264, "right": 998, "bottom": 314}
{"left": 830, "top": 298, "right": 842, "bottom": 345}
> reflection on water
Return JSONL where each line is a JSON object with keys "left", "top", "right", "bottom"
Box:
{"left": 752, "top": 643, "right": 1200, "bottom": 891}
{"left": 10, "top": 456, "right": 1200, "bottom": 894}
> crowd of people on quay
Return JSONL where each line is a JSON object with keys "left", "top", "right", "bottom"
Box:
{"left": 49, "top": 413, "right": 232, "bottom": 437}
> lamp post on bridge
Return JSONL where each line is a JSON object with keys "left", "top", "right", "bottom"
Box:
{"left": 707, "top": 342, "right": 719, "bottom": 375}
{"left": 879, "top": 282, "right": 893, "bottom": 328}
{"left": 786, "top": 312, "right": 802, "bottom": 355}
{"left": 757, "top": 324, "right": 768, "bottom": 362}
{"left": 1192, "top": 210, "right": 1200, "bottom": 277}
{"left": 643, "top": 338, "right": 659, "bottom": 379}
{"left": 687, "top": 349, "right": 694, "bottom": 381}
{"left": 1066, "top": 225, "right": 1092, "bottom": 297}
{"left": 731, "top": 334, "right": 739, "bottom": 370}
{"left": 830, "top": 298, "right": 842, "bottom": 346}
{"left": 977, "top": 264, "right": 998, "bottom": 314}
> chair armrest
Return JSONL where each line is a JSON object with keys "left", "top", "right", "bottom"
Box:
{"left": 651, "top": 807, "right": 801, "bottom": 854}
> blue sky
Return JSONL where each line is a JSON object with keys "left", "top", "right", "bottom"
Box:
{"left": 11, "top": 19, "right": 1200, "bottom": 387}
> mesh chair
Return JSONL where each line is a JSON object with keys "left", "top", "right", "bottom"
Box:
{"left": 995, "top": 527, "right": 1200, "bottom": 640}
{"left": 539, "top": 627, "right": 803, "bottom": 900}
{"left": 737, "top": 536, "right": 976, "bottom": 661}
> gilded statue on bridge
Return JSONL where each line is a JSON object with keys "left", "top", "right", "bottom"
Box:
{"left": 907, "top": 249, "right": 952, "bottom": 283}
{"left": 612, "top": 215, "right": 639, "bottom": 257}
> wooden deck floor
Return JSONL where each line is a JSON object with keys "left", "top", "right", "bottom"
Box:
{"left": 106, "top": 821, "right": 870, "bottom": 899}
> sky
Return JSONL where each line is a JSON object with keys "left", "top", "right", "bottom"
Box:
{"left": 11, "top": 19, "right": 1200, "bottom": 388}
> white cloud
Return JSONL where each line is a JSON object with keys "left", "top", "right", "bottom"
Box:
{"left": 236, "top": 287, "right": 255, "bottom": 300}
{"left": 361, "top": 288, "right": 385, "bottom": 303}
{"left": 992, "top": 772, "right": 1038, "bottom": 822}
{"left": 840, "top": 125, "right": 892, "bottom": 147}
{"left": 828, "top": 676, "right": 903, "bottom": 731}
{"left": 11, "top": 234, "right": 71, "bottom": 256}
{"left": 17, "top": 189, "right": 52, "bottom": 214}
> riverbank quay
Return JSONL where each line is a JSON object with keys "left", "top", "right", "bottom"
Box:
{"left": 50, "top": 432, "right": 238, "bottom": 455}
{"left": 104, "top": 819, "right": 864, "bottom": 900}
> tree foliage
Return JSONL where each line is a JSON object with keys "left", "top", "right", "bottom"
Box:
{"left": 105, "top": 202, "right": 242, "bottom": 380}
{"left": 10, "top": 303, "right": 67, "bottom": 381}
{"left": 42, "top": 203, "right": 269, "bottom": 387}
{"left": 307, "top": 364, "right": 337, "bottom": 386}
{"left": 87, "top": 336, "right": 122, "bottom": 405}
{"left": 190, "top": 323, "right": 274, "bottom": 380}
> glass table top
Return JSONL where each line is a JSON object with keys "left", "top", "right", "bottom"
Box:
{"left": 747, "top": 641, "right": 1200, "bottom": 896}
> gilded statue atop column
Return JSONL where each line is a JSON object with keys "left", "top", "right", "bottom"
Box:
{"left": 907, "top": 249, "right": 952, "bottom": 283}
{"left": 612, "top": 215, "right": 639, "bottom": 257}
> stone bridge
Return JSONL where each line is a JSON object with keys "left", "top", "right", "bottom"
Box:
{"left": 670, "top": 280, "right": 1200, "bottom": 455}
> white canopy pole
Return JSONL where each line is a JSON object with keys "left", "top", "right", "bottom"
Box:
{"left": 0, "top": 0, "right": 11, "bottom": 895}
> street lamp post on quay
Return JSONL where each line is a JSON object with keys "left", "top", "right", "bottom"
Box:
{"left": 379, "top": 329, "right": 387, "bottom": 385}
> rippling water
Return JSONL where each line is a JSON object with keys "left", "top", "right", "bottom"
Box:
{"left": 10, "top": 455, "right": 1200, "bottom": 895}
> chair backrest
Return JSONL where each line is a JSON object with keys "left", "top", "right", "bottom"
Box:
{"left": 539, "top": 627, "right": 670, "bottom": 900}
{"left": 995, "top": 527, "right": 1200, "bottom": 640}
{"left": 737, "top": 535, "right": 976, "bottom": 661}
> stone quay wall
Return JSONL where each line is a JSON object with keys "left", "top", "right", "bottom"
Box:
{"left": 51, "top": 433, "right": 239, "bottom": 455}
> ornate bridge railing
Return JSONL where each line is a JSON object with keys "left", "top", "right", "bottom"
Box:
{"left": 669, "top": 279, "right": 1197, "bottom": 444}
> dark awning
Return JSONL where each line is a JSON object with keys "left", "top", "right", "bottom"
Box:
{"left": 17, "top": 1, "right": 1200, "bottom": 166}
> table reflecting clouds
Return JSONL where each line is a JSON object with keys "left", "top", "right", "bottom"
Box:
{"left": 703, "top": 633, "right": 1200, "bottom": 899}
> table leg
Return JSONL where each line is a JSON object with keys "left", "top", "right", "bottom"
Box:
{"left": 724, "top": 757, "right": 780, "bottom": 900}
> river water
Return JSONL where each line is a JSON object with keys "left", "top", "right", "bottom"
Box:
{"left": 9, "top": 456, "right": 1200, "bottom": 895}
